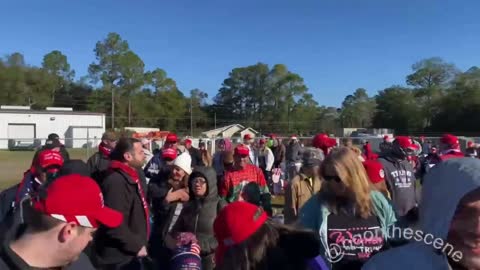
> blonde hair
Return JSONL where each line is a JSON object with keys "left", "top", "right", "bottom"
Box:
{"left": 321, "top": 147, "right": 373, "bottom": 219}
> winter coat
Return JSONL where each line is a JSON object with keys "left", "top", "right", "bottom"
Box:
{"left": 378, "top": 155, "right": 418, "bottom": 217}
{"left": 286, "top": 141, "right": 303, "bottom": 163}
{"left": 93, "top": 166, "right": 149, "bottom": 268}
{"left": 284, "top": 173, "right": 321, "bottom": 224}
{"left": 298, "top": 190, "right": 397, "bottom": 269}
{"left": 0, "top": 241, "right": 95, "bottom": 270}
{"left": 171, "top": 167, "right": 227, "bottom": 270}
{"left": 188, "top": 147, "right": 205, "bottom": 167}
{"left": 86, "top": 151, "right": 111, "bottom": 183}
{"left": 212, "top": 152, "right": 226, "bottom": 176}
{"left": 362, "top": 158, "right": 480, "bottom": 270}
{"left": 271, "top": 143, "right": 286, "bottom": 168}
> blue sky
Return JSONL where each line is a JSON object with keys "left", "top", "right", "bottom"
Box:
{"left": 2, "top": 0, "right": 480, "bottom": 107}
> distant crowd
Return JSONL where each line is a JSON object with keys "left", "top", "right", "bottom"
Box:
{"left": 1, "top": 131, "right": 480, "bottom": 270}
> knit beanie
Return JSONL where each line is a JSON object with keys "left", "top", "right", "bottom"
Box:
{"left": 174, "top": 152, "right": 192, "bottom": 175}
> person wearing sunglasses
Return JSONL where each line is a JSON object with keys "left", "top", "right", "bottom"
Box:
{"left": 298, "top": 147, "right": 396, "bottom": 270}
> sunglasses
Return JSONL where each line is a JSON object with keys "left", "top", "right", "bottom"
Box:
{"left": 192, "top": 178, "right": 207, "bottom": 184}
{"left": 322, "top": 174, "right": 342, "bottom": 183}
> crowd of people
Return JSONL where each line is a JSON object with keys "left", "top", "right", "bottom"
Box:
{"left": 0, "top": 131, "right": 480, "bottom": 270}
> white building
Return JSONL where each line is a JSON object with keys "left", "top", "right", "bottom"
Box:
{"left": 201, "top": 124, "right": 259, "bottom": 139}
{"left": 0, "top": 106, "right": 105, "bottom": 149}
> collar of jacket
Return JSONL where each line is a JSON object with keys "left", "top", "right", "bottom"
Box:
{"left": 110, "top": 160, "right": 139, "bottom": 183}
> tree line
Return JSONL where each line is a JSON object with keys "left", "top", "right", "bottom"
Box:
{"left": 1, "top": 32, "right": 480, "bottom": 136}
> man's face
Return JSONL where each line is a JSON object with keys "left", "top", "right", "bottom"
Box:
{"left": 104, "top": 140, "right": 117, "bottom": 150}
{"left": 448, "top": 188, "right": 480, "bottom": 268}
{"left": 60, "top": 224, "right": 96, "bottom": 264}
{"left": 234, "top": 154, "right": 249, "bottom": 169}
{"left": 126, "top": 142, "right": 146, "bottom": 168}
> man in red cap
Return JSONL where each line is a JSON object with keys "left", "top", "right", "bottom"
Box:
{"left": 1, "top": 150, "right": 64, "bottom": 226}
{"left": 184, "top": 138, "right": 204, "bottom": 167}
{"left": 440, "top": 134, "right": 465, "bottom": 161}
{"left": 0, "top": 174, "right": 123, "bottom": 269}
{"left": 219, "top": 144, "right": 270, "bottom": 204}
{"left": 243, "top": 134, "right": 258, "bottom": 166}
{"left": 144, "top": 132, "right": 181, "bottom": 179}
{"left": 378, "top": 136, "right": 418, "bottom": 225}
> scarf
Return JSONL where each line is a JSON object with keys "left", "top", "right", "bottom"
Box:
{"left": 110, "top": 160, "right": 150, "bottom": 237}
{"left": 98, "top": 142, "right": 112, "bottom": 158}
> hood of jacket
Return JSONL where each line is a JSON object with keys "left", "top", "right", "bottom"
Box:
{"left": 363, "top": 158, "right": 480, "bottom": 270}
{"left": 188, "top": 166, "right": 218, "bottom": 201}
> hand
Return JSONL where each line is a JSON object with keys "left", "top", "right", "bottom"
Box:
{"left": 165, "top": 188, "right": 178, "bottom": 203}
{"left": 137, "top": 246, "right": 148, "bottom": 257}
{"left": 176, "top": 189, "right": 190, "bottom": 202}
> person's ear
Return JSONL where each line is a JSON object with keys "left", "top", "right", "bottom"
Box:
{"left": 59, "top": 222, "right": 78, "bottom": 243}
{"left": 123, "top": 151, "right": 133, "bottom": 162}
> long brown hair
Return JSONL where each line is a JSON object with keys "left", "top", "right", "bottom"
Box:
{"left": 320, "top": 147, "right": 373, "bottom": 219}
{"left": 217, "top": 221, "right": 319, "bottom": 270}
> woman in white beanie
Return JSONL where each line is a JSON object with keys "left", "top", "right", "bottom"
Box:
{"left": 147, "top": 152, "right": 193, "bottom": 268}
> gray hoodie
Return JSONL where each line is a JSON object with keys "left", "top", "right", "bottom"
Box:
{"left": 378, "top": 155, "right": 417, "bottom": 217}
{"left": 363, "top": 158, "right": 480, "bottom": 270}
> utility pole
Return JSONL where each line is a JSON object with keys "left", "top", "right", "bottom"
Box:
{"left": 190, "top": 97, "right": 193, "bottom": 137}
{"left": 111, "top": 86, "right": 115, "bottom": 129}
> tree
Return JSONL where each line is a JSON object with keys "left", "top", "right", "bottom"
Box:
{"left": 406, "top": 58, "right": 459, "bottom": 128}
{"left": 372, "top": 86, "right": 423, "bottom": 134}
{"left": 88, "top": 32, "right": 130, "bottom": 128}
{"left": 42, "top": 50, "right": 75, "bottom": 102}
{"left": 214, "top": 63, "right": 312, "bottom": 133}
{"left": 406, "top": 57, "right": 459, "bottom": 88}
{"left": 42, "top": 50, "right": 75, "bottom": 81}
{"left": 117, "top": 51, "right": 145, "bottom": 126}
{"left": 188, "top": 89, "right": 209, "bottom": 135}
{"left": 6, "top": 52, "right": 25, "bottom": 67}
{"left": 339, "top": 88, "right": 375, "bottom": 128}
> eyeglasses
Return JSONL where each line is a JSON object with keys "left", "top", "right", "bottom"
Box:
{"left": 192, "top": 178, "right": 207, "bottom": 184}
{"left": 322, "top": 174, "right": 342, "bottom": 183}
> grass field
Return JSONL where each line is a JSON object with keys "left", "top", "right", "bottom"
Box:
{"left": 0, "top": 149, "right": 92, "bottom": 191}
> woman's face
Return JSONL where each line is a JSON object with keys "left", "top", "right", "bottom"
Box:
{"left": 200, "top": 144, "right": 205, "bottom": 150}
{"left": 192, "top": 177, "right": 207, "bottom": 197}
{"left": 322, "top": 165, "right": 347, "bottom": 196}
{"left": 172, "top": 166, "right": 186, "bottom": 181}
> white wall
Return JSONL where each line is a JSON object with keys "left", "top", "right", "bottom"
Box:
{"left": 0, "top": 112, "right": 105, "bottom": 149}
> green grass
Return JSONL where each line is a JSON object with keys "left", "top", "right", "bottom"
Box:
{"left": 0, "top": 149, "right": 92, "bottom": 191}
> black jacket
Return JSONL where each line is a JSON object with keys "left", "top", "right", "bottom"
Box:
{"left": 188, "top": 147, "right": 205, "bottom": 167}
{"left": 0, "top": 236, "right": 95, "bottom": 270}
{"left": 93, "top": 168, "right": 149, "bottom": 268}
{"left": 86, "top": 152, "right": 111, "bottom": 183}
{"left": 171, "top": 167, "right": 227, "bottom": 270}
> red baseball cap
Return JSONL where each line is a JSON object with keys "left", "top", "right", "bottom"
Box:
{"left": 184, "top": 139, "right": 192, "bottom": 145}
{"left": 394, "top": 136, "right": 419, "bottom": 150}
{"left": 259, "top": 139, "right": 266, "bottom": 145}
{"left": 234, "top": 144, "right": 249, "bottom": 156}
{"left": 166, "top": 133, "right": 178, "bottom": 143}
{"left": 162, "top": 148, "right": 178, "bottom": 160}
{"left": 468, "top": 141, "right": 475, "bottom": 148}
{"left": 441, "top": 134, "right": 459, "bottom": 147}
{"left": 312, "top": 133, "right": 337, "bottom": 148}
{"left": 243, "top": 134, "right": 253, "bottom": 141}
{"left": 33, "top": 174, "right": 123, "bottom": 228}
{"left": 37, "top": 150, "right": 64, "bottom": 173}
{"left": 214, "top": 201, "right": 268, "bottom": 265}
{"left": 363, "top": 160, "right": 385, "bottom": 184}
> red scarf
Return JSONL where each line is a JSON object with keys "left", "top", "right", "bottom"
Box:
{"left": 98, "top": 143, "right": 112, "bottom": 158}
{"left": 110, "top": 160, "right": 150, "bottom": 237}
